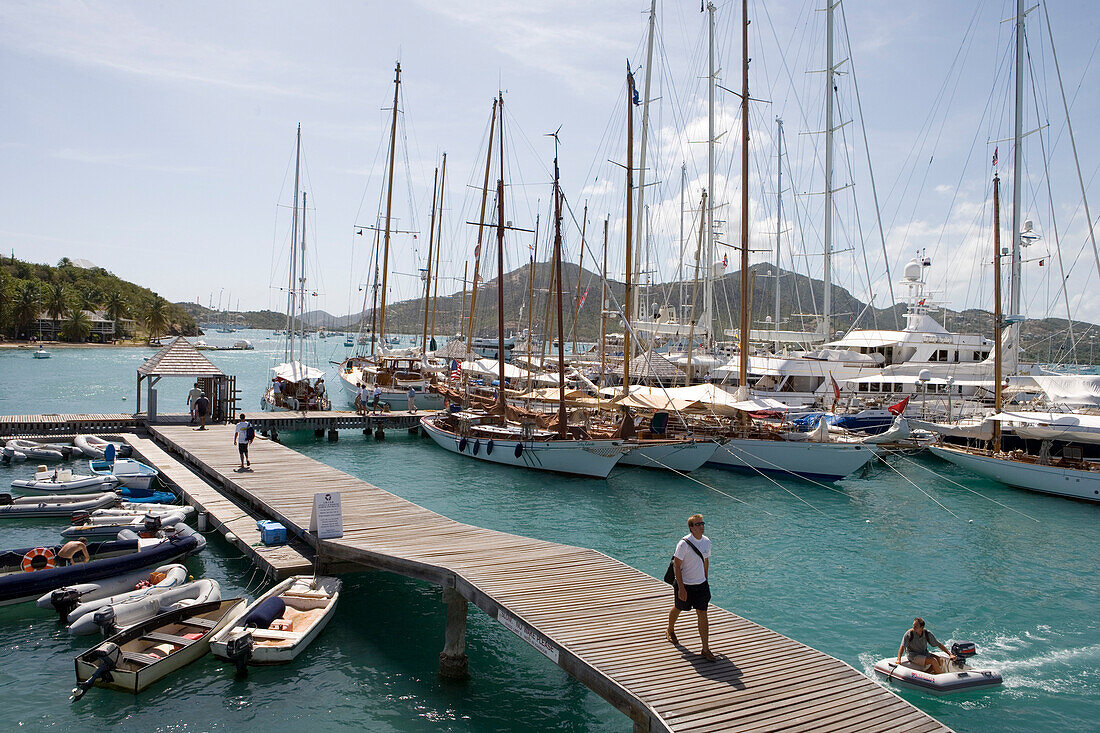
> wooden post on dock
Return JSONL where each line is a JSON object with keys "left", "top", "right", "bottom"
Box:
{"left": 439, "top": 587, "right": 469, "bottom": 679}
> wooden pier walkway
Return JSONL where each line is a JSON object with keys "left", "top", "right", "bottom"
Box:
{"left": 244, "top": 409, "right": 421, "bottom": 438}
{"left": 120, "top": 435, "right": 314, "bottom": 579}
{"left": 0, "top": 413, "right": 140, "bottom": 437}
{"left": 150, "top": 424, "right": 949, "bottom": 733}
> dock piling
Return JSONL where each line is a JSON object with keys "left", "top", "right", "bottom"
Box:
{"left": 327, "top": 428, "right": 338, "bottom": 442}
{"left": 439, "top": 587, "right": 469, "bottom": 680}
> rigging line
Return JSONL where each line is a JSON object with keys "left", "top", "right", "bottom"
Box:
{"left": 838, "top": 0, "right": 897, "bottom": 326}
{"left": 881, "top": 447, "right": 1040, "bottom": 523}
{"left": 833, "top": 89, "right": 877, "bottom": 322}
{"left": 710, "top": 444, "right": 839, "bottom": 516}
{"left": 621, "top": 450, "right": 775, "bottom": 516}
{"left": 873, "top": 452, "right": 960, "bottom": 519}
{"left": 714, "top": 439, "right": 850, "bottom": 496}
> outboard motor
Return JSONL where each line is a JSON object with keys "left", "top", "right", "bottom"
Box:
{"left": 951, "top": 641, "right": 978, "bottom": 668}
{"left": 0, "top": 492, "right": 12, "bottom": 506}
{"left": 51, "top": 587, "right": 82, "bottom": 623}
{"left": 71, "top": 642, "right": 121, "bottom": 702}
{"left": 71, "top": 510, "right": 91, "bottom": 525}
{"left": 92, "top": 605, "right": 117, "bottom": 636}
{"left": 225, "top": 631, "right": 254, "bottom": 676}
{"left": 142, "top": 513, "right": 163, "bottom": 535}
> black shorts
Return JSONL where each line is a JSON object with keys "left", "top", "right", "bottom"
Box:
{"left": 674, "top": 581, "right": 711, "bottom": 611}
{"left": 237, "top": 442, "right": 249, "bottom": 454}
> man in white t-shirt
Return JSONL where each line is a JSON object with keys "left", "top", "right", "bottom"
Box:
{"left": 665, "top": 513, "right": 715, "bottom": 661}
{"left": 233, "top": 413, "right": 253, "bottom": 471}
{"left": 187, "top": 383, "right": 203, "bottom": 424}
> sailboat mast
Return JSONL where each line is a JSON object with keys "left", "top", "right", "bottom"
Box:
{"left": 553, "top": 154, "right": 567, "bottom": 437}
{"left": 527, "top": 214, "right": 539, "bottom": 384}
{"left": 623, "top": 65, "right": 636, "bottom": 397}
{"left": 421, "top": 165, "right": 439, "bottom": 361}
{"left": 775, "top": 117, "right": 784, "bottom": 353}
{"left": 571, "top": 204, "right": 587, "bottom": 354}
{"left": 600, "top": 217, "right": 608, "bottom": 389}
{"left": 495, "top": 94, "right": 506, "bottom": 415}
{"left": 430, "top": 153, "right": 446, "bottom": 350}
{"left": 993, "top": 173, "right": 1003, "bottom": 452}
{"left": 378, "top": 62, "right": 401, "bottom": 348}
{"left": 823, "top": 0, "right": 836, "bottom": 341}
{"left": 632, "top": 0, "right": 658, "bottom": 320}
{"left": 1009, "top": 0, "right": 1025, "bottom": 326}
{"left": 687, "top": 190, "right": 707, "bottom": 383}
{"left": 299, "top": 191, "right": 307, "bottom": 349}
{"left": 369, "top": 222, "right": 380, "bottom": 356}
{"left": 466, "top": 99, "right": 498, "bottom": 350}
{"left": 704, "top": 2, "right": 716, "bottom": 344}
{"left": 738, "top": 0, "right": 750, "bottom": 387}
{"left": 286, "top": 124, "right": 301, "bottom": 363}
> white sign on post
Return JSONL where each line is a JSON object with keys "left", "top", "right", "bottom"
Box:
{"left": 309, "top": 492, "right": 343, "bottom": 539}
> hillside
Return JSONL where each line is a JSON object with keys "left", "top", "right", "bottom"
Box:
{"left": 0, "top": 256, "right": 198, "bottom": 340}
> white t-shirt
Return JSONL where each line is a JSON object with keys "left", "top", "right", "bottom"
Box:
{"left": 674, "top": 534, "right": 711, "bottom": 585}
{"left": 235, "top": 421, "right": 250, "bottom": 444}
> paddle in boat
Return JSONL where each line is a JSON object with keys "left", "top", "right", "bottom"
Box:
{"left": 71, "top": 597, "right": 247, "bottom": 700}
{"left": 211, "top": 575, "right": 341, "bottom": 671}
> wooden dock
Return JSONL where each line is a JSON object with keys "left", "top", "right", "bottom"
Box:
{"left": 150, "top": 424, "right": 950, "bottom": 733}
{"left": 0, "top": 413, "right": 141, "bottom": 437}
{"left": 120, "top": 435, "right": 314, "bottom": 579}
{"left": 237, "top": 410, "right": 422, "bottom": 439}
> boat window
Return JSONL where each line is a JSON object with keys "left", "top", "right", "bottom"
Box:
{"left": 859, "top": 383, "right": 868, "bottom": 392}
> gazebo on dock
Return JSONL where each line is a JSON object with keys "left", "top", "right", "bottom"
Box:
{"left": 136, "top": 336, "right": 237, "bottom": 423}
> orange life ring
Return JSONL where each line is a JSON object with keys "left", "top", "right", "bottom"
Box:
{"left": 21, "top": 547, "right": 55, "bottom": 572}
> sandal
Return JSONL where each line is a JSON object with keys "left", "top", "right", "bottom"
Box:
{"left": 665, "top": 629, "right": 678, "bottom": 644}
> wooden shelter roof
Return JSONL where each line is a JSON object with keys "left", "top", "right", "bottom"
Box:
{"left": 138, "top": 336, "right": 225, "bottom": 377}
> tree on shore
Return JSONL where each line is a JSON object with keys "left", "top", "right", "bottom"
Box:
{"left": 144, "top": 296, "right": 170, "bottom": 342}
{"left": 103, "top": 291, "right": 130, "bottom": 338}
{"left": 13, "top": 281, "right": 41, "bottom": 337}
{"left": 60, "top": 307, "right": 91, "bottom": 342}
{"left": 45, "top": 282, "right": 69, "bottom": 337}
{"left": 79, "top": 288, "right": 102, "bottom": 313}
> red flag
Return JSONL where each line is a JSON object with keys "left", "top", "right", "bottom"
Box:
{"left": 578, "top": 287, "right": 589, "bottom": 308}
{"left": 888, "top": 396, "right": 910, "bottom": 416}
{"left": 830, "top": 375, "right": 841, "bottom": 401}
{"left": 992, "top": 147, "right": 998, "bottom": 167}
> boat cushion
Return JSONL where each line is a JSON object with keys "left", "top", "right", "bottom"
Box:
{"left": 242, "top": 596, "right": 286, "bottom": 629}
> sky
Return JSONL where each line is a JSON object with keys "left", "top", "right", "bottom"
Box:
{"left": 2, "top": 0, "right": 1100, "bottom": 334}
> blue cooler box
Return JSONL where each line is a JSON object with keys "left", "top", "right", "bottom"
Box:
{"left": 256, "top": 520, "right": 287, "bottom": 545}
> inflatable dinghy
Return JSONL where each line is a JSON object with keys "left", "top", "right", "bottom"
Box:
{"left": 3, "top": 439, "right": 72, "bottom": 462}
{"left": 874, "top": 642, "right": 1002, "bottom": 693}
{"left": 62, "top": 509, "right": 192, "bottom": 540}
{"left": 73, "top": 435, "right": 132, "bottom": 460}
{"left": 11, "top": 466, "right": 120, "bottom": 494}
{"left": 38, "top": 563, "right": 187, "bottom": 618}
{"left": 63, "top": 564, "right": 189, "bottom": 627}
{"left": 0, "top": 491, "right": 121, "bottom": 518}
{"left": 69, "top": 578, "right": 221, "bottom": 636}
{"left": 0, "top": 525, "right": 205, "bottom": 606}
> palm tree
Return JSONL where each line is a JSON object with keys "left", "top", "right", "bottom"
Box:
{"left": 13, "top": 282, "right": 41, "bottom": 338}
{"left": 144, "top": 296, "right": 170, "bottom": 342}
{"left": 45, "top": 282, "right": 69, "bottom": 339}
{"left": 103, "top": 291, "right": 130, "bottom": 338}
{"left": 79, "top": 288, "right": 101, "bottom": 313}
{"left": 60, "top": 307, "right": 92, "bottom": 343}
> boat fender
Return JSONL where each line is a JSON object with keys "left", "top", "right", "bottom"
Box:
{"left": 486, "top": 439, "right": 494, "bottom": 455}
{"left": 473, "top": 439, "right": 480, "bottom": 456}
{"left": 22, "top": 546, "right": 56, "bottom": 572}
{"left": 226, "top": 631, "right": 254, "bottom": 676}
{"left": 458, "top": 437, "right": 468, "bottom": 452}
{"left": 243, "top": 596, "right": 285, "bottom": 629}
{"left": 93, "top": 605, "right": 117, "bottom": 636}
{"left": 71, "top": 642, "right": 120, "bottom": 702}
{"left": 514, "top": 442, "right": 523, "bottom": 458}
{"left": 51, "top": 587, "right": 81, "bottom": 623}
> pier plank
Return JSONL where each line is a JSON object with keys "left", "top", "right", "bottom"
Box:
{"left": 149, "top": 423, "right": 951, "bottom": 733}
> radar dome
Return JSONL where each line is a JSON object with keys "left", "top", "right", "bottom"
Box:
{"left": 903, "top": 259, "right": 922, "bottom": 281}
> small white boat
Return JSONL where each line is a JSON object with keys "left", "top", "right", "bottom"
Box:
{"left": 4, "top": 439, "right": 71, "bottom": 462}
{"left": 211, "top": 575, "right": 341, "bottom": 670}
{"left": 69, "top": 579, "right": 221, "bottom": 636}
{"left": 88, "top": 457, "right": 159, "bottom": 491}
{"left": 39, "top": 564, "right": 188, "bottom": 618}
{"left": 63, "top": 565, "right": 189, "bottom": 628}
{"left": 33, "top": 347, "right": 50, "bottom": 359}
{"left": 73, "top": 435, "right": 132, "bottom": 460}
{"left": 72, "top": 597, "right": 246, "bottom": 699}
{"left": 874, "top": 642, "right": 1002, "bottom": 694}
{"left": 0, "top": 491, "right": 122, "bottom": 518}
{"left": 11, "top": 466, "right": 120, "bottom": 494}
{"left": 61, "top": 508, "right": 193, "bottom": 540}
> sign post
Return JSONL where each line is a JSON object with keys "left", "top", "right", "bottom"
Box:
{"left": 309, "top": 492, "right": 343, "bottom": 539}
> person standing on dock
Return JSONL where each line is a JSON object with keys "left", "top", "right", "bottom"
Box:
{"left": 193, "top": 392, "right": 210, "bottom": 430}
{"left": 187, "top": 382, "right": 203, "bottom": 424}
{"left": 407, "top": 387, "right": 416, "bottom": 413}
{"left": 233, "top": 413, "right": 253, "bottom": 471}
{"left": 666, "top": 514, "right": 716, "bottom": 661}
{"left": 355, "top": 383, "right": 367, "bottom": 415}
{"left": 371, "top": 385, "right": 382, "bottom": 413}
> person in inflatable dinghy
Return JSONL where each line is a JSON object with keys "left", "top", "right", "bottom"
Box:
{"left": 897, "top": 617, "right": 955, "bottom": 673}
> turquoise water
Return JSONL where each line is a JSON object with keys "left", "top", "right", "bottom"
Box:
{"left": 1, "top": 333, "right": 1097, "bottom": 731}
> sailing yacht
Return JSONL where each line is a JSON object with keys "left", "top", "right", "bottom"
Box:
{"left": 261, "top": 125, "right": 330, "bottom": 413}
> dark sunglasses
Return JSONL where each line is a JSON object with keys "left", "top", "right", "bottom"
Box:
{"left": 690, "top": 521, "right": 705, "bottom": 527}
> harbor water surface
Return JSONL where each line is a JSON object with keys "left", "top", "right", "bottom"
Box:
{"left": 0, "top": 332, "right": 1097, "bottom": 731}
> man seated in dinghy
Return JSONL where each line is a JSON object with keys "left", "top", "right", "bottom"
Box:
{"left": 897, "top": 617, "right": 956, "bottom": 674}
{"left": 58, "top": 537, "right": 90, "bottom": 565}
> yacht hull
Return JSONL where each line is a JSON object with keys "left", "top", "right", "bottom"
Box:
{"left": 707, "top": 438, "right": 875, "bottom": 482}
{"left": 619, "top": 441, "right": 719, "bottom": 472}
{"left": 930, "top": 445, "right": 1100, "bottom": 503}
